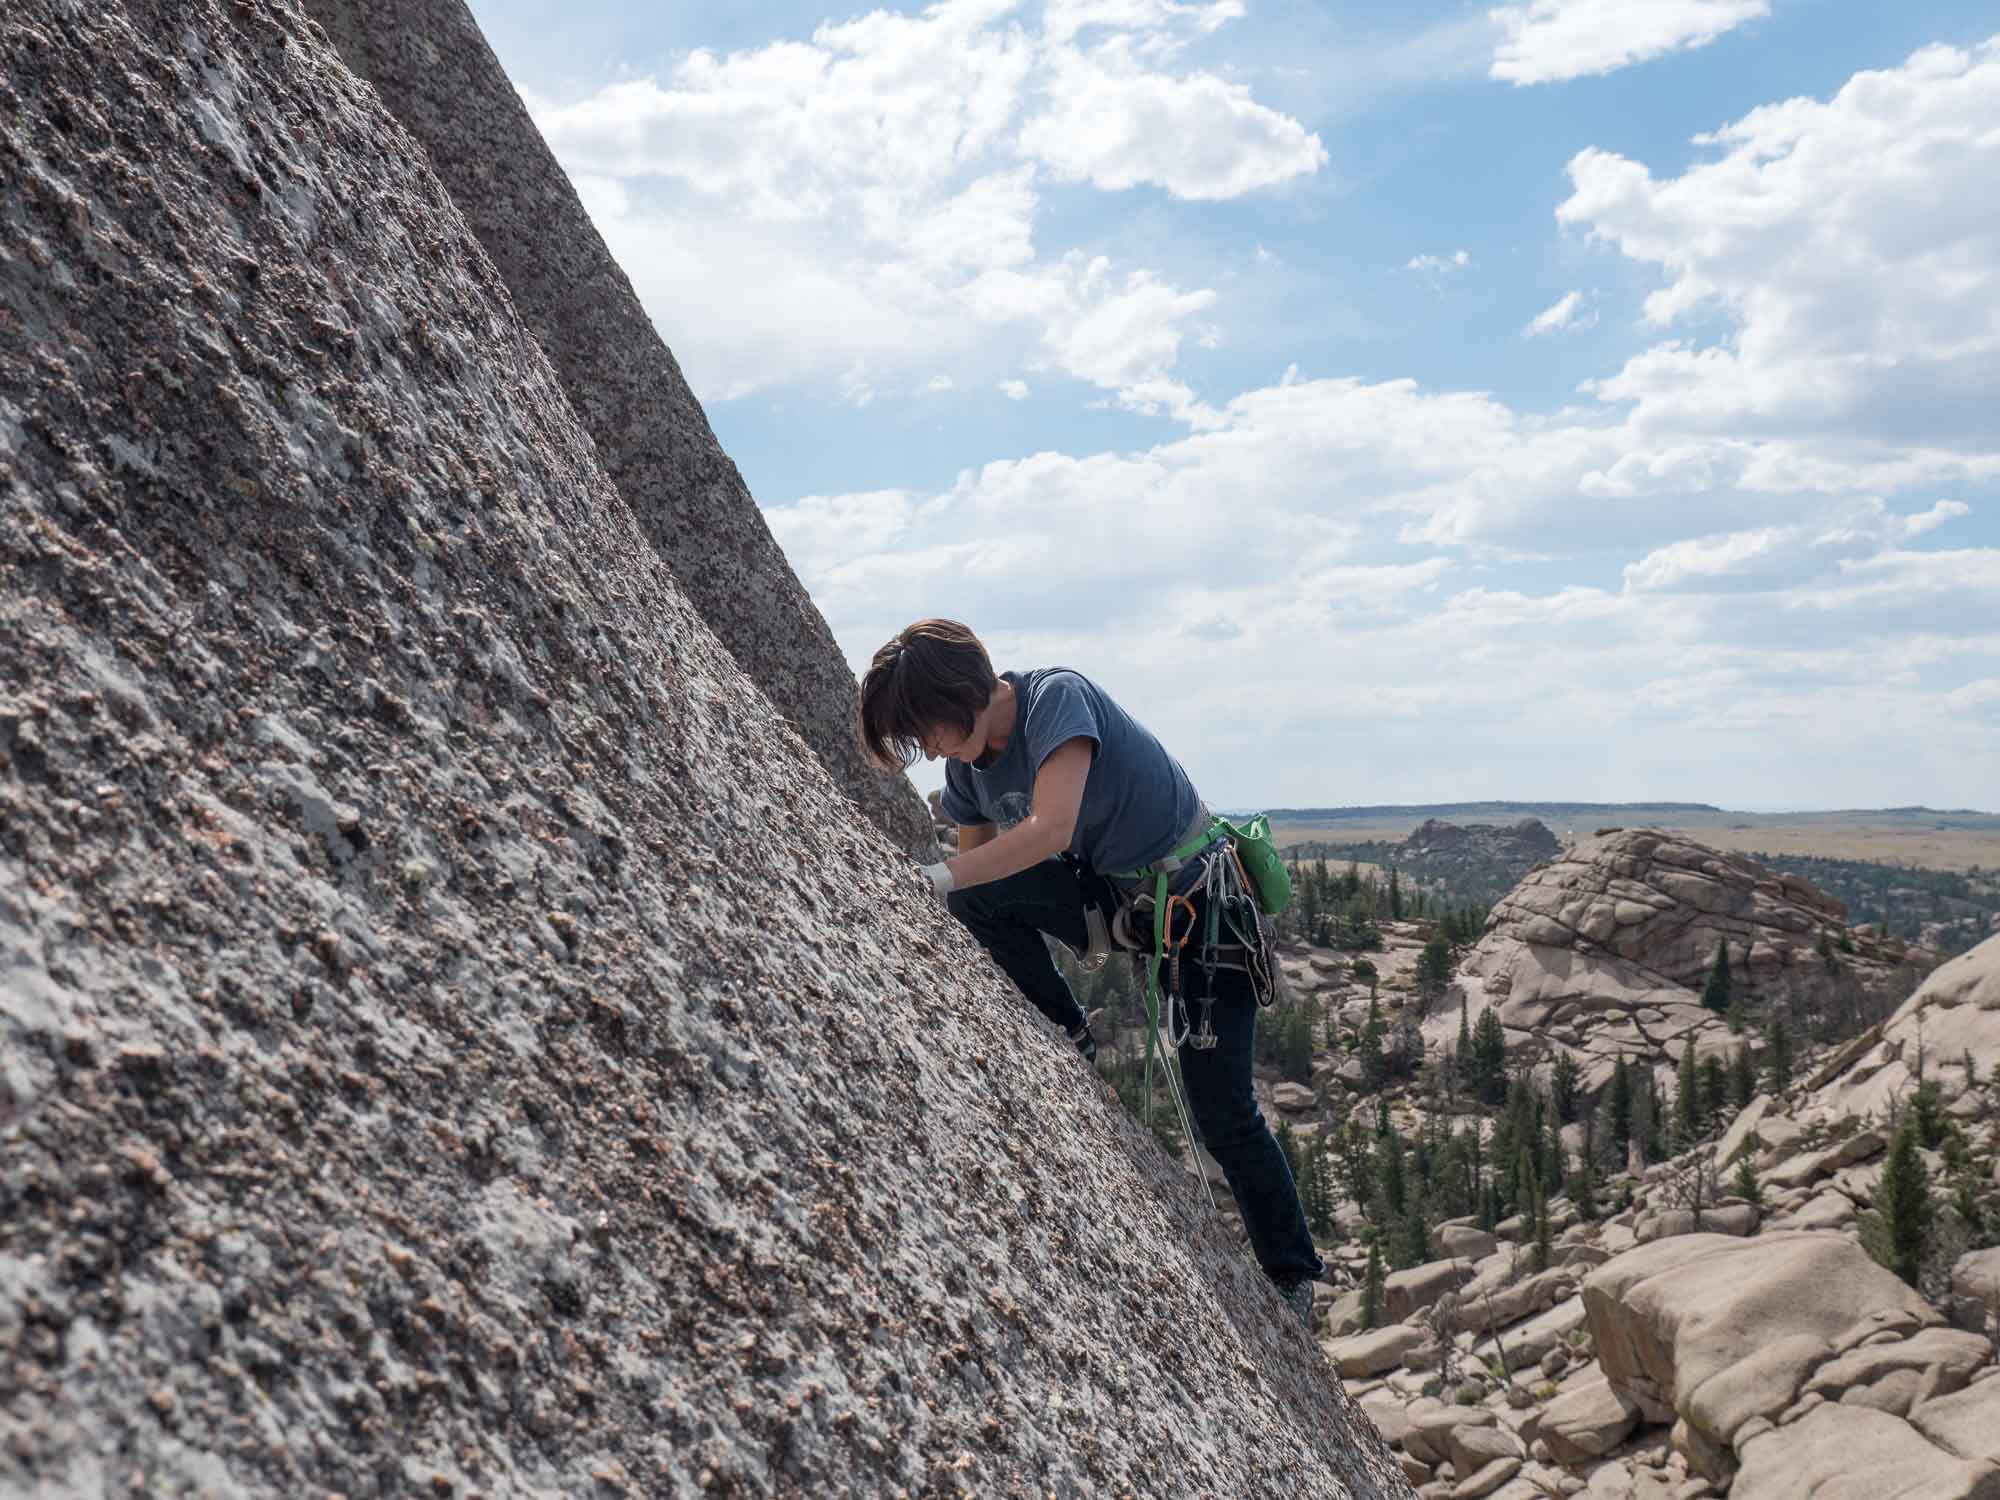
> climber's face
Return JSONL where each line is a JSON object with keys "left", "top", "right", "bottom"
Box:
{"left": 920, "top": 716, "right": 983, "bottom": 764}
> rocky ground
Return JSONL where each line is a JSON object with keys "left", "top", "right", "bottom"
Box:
{"left": 1253, "top": 877, "right": 2000, "bottom": 1499}
{"left": 0, "top": 4, "right": 1408, "bottom": 1497}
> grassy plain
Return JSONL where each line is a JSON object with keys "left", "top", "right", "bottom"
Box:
{"left": 1266, "top": 804, "right": 2000, "bottom": 873}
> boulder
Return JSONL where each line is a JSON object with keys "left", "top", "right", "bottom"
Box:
{"left": 1405, "top": 1399, "right": 1497, "bottom": 1467}
{"left": 1914, "top": 1376, "right": 2000, "bottom": 1463}
{"left": 1441, "top": 1226, "right": 1501, "bottom": 1260}
{"left": 1802, "top": 1328, "right": 1992, "bottom": 1415}
{"left": 1582, "top": 1232, "right": 1938, "bottom": 1468}
{"left": 1540, "top": 1376, "right": 1642, "bottom": 1464}
{"left": 1634, "top": 1204, "right": 1758, "bottom": 1243}
{"left": 1806, "top": 934, "right": 2000, "bottom": 1120}
{"left": 1328, "top": 1323, "right": 1429, "bottom": 1377}
{"left": 1270, "top": 1081, "right": 1318, "bottom": 1114}
{"left": 1716, "top": 1095, "right": 1776, "bottom": 1168}
{"left": 1954, "top": 1248, "right": 2000, "bottom": 1306}
{"left": 1732, "top": 1402, "right": 2000, "bottom": 1500}
{"left": 1386, "top": 1258, "right": 1477, "bottom": 1324}
{"left": 1453, "top": 1457, "right": 1524, "bottom": 1499}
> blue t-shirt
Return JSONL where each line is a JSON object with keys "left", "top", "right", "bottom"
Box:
{"left": 939, "top": 668, "right": 1205, "bottom": 883}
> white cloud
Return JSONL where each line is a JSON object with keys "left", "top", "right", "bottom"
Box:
{"left": 1523, "top": 289, "right": 1595, "bottom": 337}
{"left": 1562, "top": 39, "right": 2000, "bottom": 460}
{"left": 922, "top": 375, "right": 956, "bottom": 394}
{"left": 1490, "top": 0, "right": 1768, "bottom": 85}
{"left": 529, "top": 0, "right": 1322, "bottom": 406}
{"left": 1404, "top": 250, "right": 1472, "bottom": 275}
{"left": 1019, "top": 38, "right": 1327, "bottom": 200}
{"left": 999, "top": 379, "right": 1032, "bottom": 400}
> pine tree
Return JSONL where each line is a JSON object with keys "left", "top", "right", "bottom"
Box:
{"left": 1396, "top": 1206, "right": 1431, "bottom": 1269}
{"left": 1865, "top": 1120, "right": 1934, "bottom": 1289}
{"left": 1360, "top": 993, "right": 1387, "bottom": 1091}
{"left": 1551, "top": 1051, "right": 1582, "bottom": 1123}
{"left": 1731, "top": 1154, "right": 1763, "bottom": 1208}
{"left": 1389, "top": 868, "right": 1404, "bottom": 920}
{"left": 1303, "top": 1141, "right": 1341, "bottom": 1240}
{"left": 1609, "top": 1055, "right": 1634, "bottom": 1150}
{"left": 1377, "top": 1129, "right": 1408, "bottom": 1220}
{"left": 1456, "top": 999, "right": 1475, "bottom": 1091}
{"left": 1765, "top": 1014, "right": 1794, "bottom": 1095}
{"left": 1472, "top": 1007, "right": 1508, "bottom": 1106}
{"left": 1729, "top": 1046, "right": 1756, "bottom": 1112}
{"left": 1700, "top": 1053, "right": 1729, "bottom": 1132}
{"left": 1416, "top": 930, "right": 1453, "bottom": 1012}
{"left": 1674, "top": 1043, "right": 1701, "bottom": 1149}
{"left": 1701, "top": 940, "right": 1732, "bottom": 1014}
{"left": 1361, "top": 1240, "right": 1385, "bottom": 1329}
{"left": 1531, "top": 1184, "right": 1553, "bottom": 1273}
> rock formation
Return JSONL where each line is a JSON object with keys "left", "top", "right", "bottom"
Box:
{"left": 1394, "top": 818, "right": 1562, "bottom": 905}
{"left": 297, "top": 0, "right": 935, "bottom": 858}
{"left": 0, "top": 4, "right": 1408, "bottom": 1496}
{"left": 1306, "top": 934, "right": 2000, "bottom": 1500}
{"left": 1439, "top": 829, "right": 1925, "bottom": 1102}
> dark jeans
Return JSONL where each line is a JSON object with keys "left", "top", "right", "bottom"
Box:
{"left": 946, "top": 858, "right": 1325, "bottom": 1286}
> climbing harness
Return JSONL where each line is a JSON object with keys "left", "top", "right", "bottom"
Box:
{"left": 1102, "top": 809, "right": 1293, "bottom": 1171}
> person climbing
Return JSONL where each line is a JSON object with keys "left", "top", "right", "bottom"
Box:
{"left": 856, "top": 618, "right": 1325, "bottom": 1329}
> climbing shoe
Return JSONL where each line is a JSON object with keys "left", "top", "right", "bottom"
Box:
{"left": 1274, "top": 1276, "right": 1315, "bottom": 1334}
{"left": 1067, "top": 1022, "right": 1098, "bottom": 1064}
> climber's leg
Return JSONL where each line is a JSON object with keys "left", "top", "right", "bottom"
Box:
{"left": 945, "top": 858, "right": 1094, "bottom": 1035}
{"left": 1177, "top": 954, "right": 1324, "bottom": 1287}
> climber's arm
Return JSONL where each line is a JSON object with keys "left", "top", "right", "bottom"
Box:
{"left": 941, "top": 737, "right": 1092, "bottom": 892}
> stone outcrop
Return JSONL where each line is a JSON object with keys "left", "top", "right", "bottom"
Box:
{"left": 0, "top": 5, "right": 1410, "bottom": 1496}
{"left": 1391, "top": 818, "right": 1561, "bottom": 904}
{"left": 297, "top": 0, "right": 936, "bottom": 858}
{"left": 1806, "top": 931, "right": 2000, "bottom": 1121}
{"left": 1438, "top": 829, "right": 1925, "bottom": 1100}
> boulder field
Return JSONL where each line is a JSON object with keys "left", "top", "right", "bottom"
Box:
{"left": 1323, "top": 935, "right": 2000, "bottom": 1500}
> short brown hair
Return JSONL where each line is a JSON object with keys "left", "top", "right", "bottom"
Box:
{"left": 857, "top": 620, "right": 997, "bottom": 770}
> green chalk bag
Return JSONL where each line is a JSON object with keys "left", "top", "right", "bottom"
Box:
{"left": 1220, "top": 813, "right": 1291, "bottom": 916}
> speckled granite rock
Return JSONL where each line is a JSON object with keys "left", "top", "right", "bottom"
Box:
{"left": 1434, "top": 829, "right": 1926, "bottom": 1101}
{"left": 0, "top": 5, "right": 1409, "bottom": 1498}
{"left": 297, "top": 0, "right": 935, "bottom": 858}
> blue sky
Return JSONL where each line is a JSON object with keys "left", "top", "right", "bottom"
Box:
{"left": 466, "top": 0, "right": 2000, "bottom": 811}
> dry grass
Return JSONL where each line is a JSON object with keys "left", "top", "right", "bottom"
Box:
{"left": 1267, "top": 807, "right": 2000, "bottom": 873}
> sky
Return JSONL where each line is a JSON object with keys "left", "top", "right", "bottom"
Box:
{"left": 464, "top": 0, "right": 2000, "bottom": 813}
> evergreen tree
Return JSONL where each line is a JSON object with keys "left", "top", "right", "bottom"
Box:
{"left": 1729, "top": 1046, "right": 1756, "bottom": 1112}
{"left": 1376, "top": 1129, "right": 1408, "bottom": 1221}
{"left": 1765, "top": 1014, "right": 1794, "bottom": 1095}
{"left": 1395, "top": 1206, "right": 1431, "bottom": 1269}
{"left": 1455, "top": 999, "right": 1475, "bottom": 1091}
{"left": 1700, "top": 1053, "right": 1730, "bottom": 1132}
{"left": 1910, "top": 1080, "right": 1947, "bottom": 1150}
{"left": 1568, "top": 1147, "right": 1600, "bottom": 1222}
{"left": 1551, "top": 1051, "right": 1582, "bottom": 1123}
{"left": 1701, "top": 940, "right": 1733, "bottom": 1014}
{"left": 1303, "top": 1141, "right": 1341, "bottom": 1240}
{"left": 1471, "top": 1007, "right": 1509, "bottom": 1106}
{"left": 1674, "top": 1043, "right": 1701, "bottom": 1149}
{"left": 1416, "top": 930, "right": 1454, "bottom": 1013}
{"left": 1731, "top": 1154, "right": 1763, "bottom": 1208}
{"left": 1608, "top": 1056, "right": 1634, "bottom": 1151}
{"left": 1531, "top": 1184, "right": 1553, "bottom": 1273}
{"left": 1361, "top": 1240, "right": 1385, "bottom": 1330}
{"left": 1360, "top": 993, "right": 1388, "bottom": 1090}
{"left": 1388, "top": 868, "right": 1404, "bottom": 920}
{"left": 1864, "top": 1120, "right": 1934, "bottom": 1289}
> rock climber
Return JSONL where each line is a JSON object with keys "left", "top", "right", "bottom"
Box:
{"left": 856, "top": 618, "right": 1325, "bottom": 1328}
